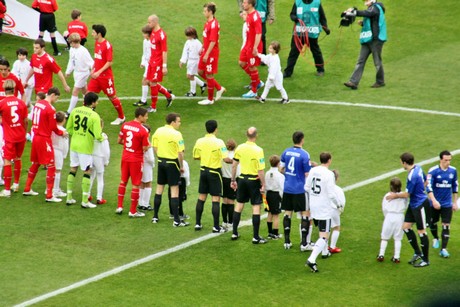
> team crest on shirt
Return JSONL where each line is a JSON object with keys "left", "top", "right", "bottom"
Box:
{"left": 449, "top": 173, "right": 454, "bottom": 179}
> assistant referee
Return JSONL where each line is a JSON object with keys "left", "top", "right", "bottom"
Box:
{"left": 230, "top": 126, "right": 267, "bottom": 244}
{"left": 151, "top": 112, "right": 188, "bottom": 227}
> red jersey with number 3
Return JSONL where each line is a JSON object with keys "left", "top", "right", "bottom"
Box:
{"left": 149, "top": 28, "right": 167, "bottom": 64}
{"left": 0, "top": 73, "right": 25, "bottom": 100}
{"left": 0, "top": 96, "right": 28, "bottom": 142}
{"left": 93, "top": 39, "right": 114, "bottom": 78}
{"left": 119, "top": 120, "right": 150, "bottom": 163}
{"left": 30, "top": 53, "right": 61, "bottom": 93}
{"left": 202, "top": 18, "right": 220, "bottom": 57}
{"left": 244, "top": 10, "right": 262, "bottom": 51}
{"left": 31, "top": 99, "right": 63, "bottom": 138}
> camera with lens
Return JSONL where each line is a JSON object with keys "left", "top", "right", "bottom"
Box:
{"left": 340, "top": 8, "right": 357, "bottom": 27}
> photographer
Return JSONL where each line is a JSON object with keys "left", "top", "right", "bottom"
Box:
{"left": 343, "top": 0, "right": 387, "bottom": 90}
{"left": 283, "top": 0, "right": 330, "bottom": 78}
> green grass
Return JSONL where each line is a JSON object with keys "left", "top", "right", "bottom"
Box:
{"left": 1, "top": 0, "right": 460, "bottom": 306}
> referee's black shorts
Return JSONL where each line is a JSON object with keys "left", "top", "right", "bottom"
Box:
{"left": 157, "top": 158, "right": 181, "bottom": 186}
{"left": 236, "top": 175, "right": 262, "bottom": 205}
{"left": 198, "top": 167, "right": 222, "bottom": 196}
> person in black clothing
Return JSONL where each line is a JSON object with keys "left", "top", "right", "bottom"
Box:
{"left": 283, "top": 0, "right": 330, "bottom": 78}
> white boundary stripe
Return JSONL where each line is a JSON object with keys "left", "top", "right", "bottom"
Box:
{"left": 62, "top": 96, "right": 460, "bottom": 118}
{"left": 15, "top": 92, "right": 460, "bottom": 305}
{"left": 343, "top": 149, "right": 460, "bottom": 192}
{"left": 16, "top": 149, "right": 460, "bottom": 306}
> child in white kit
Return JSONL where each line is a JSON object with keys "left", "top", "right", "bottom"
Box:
{"left": 89, "top": 120, "right": 110, "bottom": 204}
{"left": 257, "top": 41, "right": 289, "bottom": 104}
{"left": 329, "top": 169, "right": 346, "bottom": 254}
{"left": 377, "top": 177, "right": 408, "bottom": 263}
{"left": 11, "top": 48, "right": 34, "bottom": 108}
{"left": 133, "top": 25, "right": 152, "bottom": 107}
{"left": 51, "top": 111, "right": 69, "bottom": 198}
{"left": 138, "top": 124, "right": 155, "bottom": 211}
{"left": 179, "top": 26, "right": 206, "bottom": 97}
{"left": 65, "top": 33, "right": 94, "bottom": 114}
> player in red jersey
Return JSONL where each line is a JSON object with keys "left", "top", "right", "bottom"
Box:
{"left": 24, "top": 38, "right": 70, "bottom": 95}
{"left": 64, "top": 9, "right": 88, "bottom": 49}
{"left": 31, "top": 0, "right": 61, "bottom": 55}
{"left": 0, "top": 80, "right": 28, "bottom": 197}
{"left": 23, "top": 87, "right": 68, "bottom": 202}
{"left": 197, "top": 2, "right": 226, "bottom": 106}
{"left": 116, "top": 107, "right": 150, "bottom": 217}
{"left": 239, "top": 0, "right": 263, "bottom": 99}
{"left": 87, "top": 24, "right": 126, "bottom": 125}
{"left": 0, "top": 58, "right": 24, "bottom": 100}
{"left": 145, "top": 15, "right": 175, "bottom": 113}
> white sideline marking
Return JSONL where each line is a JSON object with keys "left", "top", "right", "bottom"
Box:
{"left": 17, "top": 150, "right": 460, "bottom": 306}
{"left": 63, "top": 96, "right": 460, "bottom": 118}
{"left": 16, "top": 94, "right": 460, "bottom": 306}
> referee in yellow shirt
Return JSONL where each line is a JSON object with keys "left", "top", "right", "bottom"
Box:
{"left": 230, "top": 126, "right": 267, "bottom": 244}
{"left": 151, "top": 113, "right": 189, "bottom": 227}
{"left": 193, "top": 120, "right": 232, "bottom": 233}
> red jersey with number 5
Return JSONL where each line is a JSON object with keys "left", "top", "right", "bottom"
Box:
{"left": 93, "top": 39, "right": 113, "bottom": 78}
{"left": 119, "top": 120, "right": 149, "bottom": 162}
{"left": 0, "top": 96, "right": 28, "bottom": 142}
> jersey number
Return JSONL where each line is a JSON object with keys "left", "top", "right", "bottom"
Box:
{"left": 10, "top": 105, "right": 19, "bottom": 124}
{"left": 311, "top": 177, "right": 321, "bottom": 195}
{"left": 125, "top": 131, "right": 133, "bottom": 148}
{"left": 287, "top": 157, "right": 296, "bottom": 174}
{"left": 74, "top": 114, "right": 88, "bottom": 132}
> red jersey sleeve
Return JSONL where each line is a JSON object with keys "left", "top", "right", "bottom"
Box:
{"left": 48, "top": 55, "right": 62, "bottom": 74}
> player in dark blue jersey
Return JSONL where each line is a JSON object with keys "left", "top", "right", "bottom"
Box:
{"left": 426, "top": 150, "right": 458, "bottom": 258}
{"left": 387, "top": 152, "right": 430, "bottom": 267}
{"left": 279, "top": 131, "right": 312, "bottom": 251}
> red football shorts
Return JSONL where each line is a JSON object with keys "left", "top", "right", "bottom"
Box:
{"left": 88, "top": 76, "right": 117, "bottom": 96}
{"left": 146, "top": 61, "right": 163, "bottom": 82}
{"left": 198, "top": 54, "right": 219, "bottom": 75}
{"left": 2, "top": 141, "right": 26, "bottom": 160}
{"left": 30, "top": 135, "right": 55, "bottom": 165}
{"left": 120, "top": 160, "right": 143, "bottom": 186}
{"left": 239, "top": 47, "right": 260, "bottom": 67}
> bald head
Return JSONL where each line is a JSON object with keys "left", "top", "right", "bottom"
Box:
{"left": 247, "top": 126, "right": 257, "bottom": 139}
{"left": 148, "top": 15, "right": 159, "bottom": 28}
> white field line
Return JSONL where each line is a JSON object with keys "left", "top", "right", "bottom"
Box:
{"left": 15, "top": 96, "right": 460, "bottom": 306}
{"left": 16, "top": 150, "right": 460, "bottom": 306}
{"left": 62, "top": 96, "right": 460, "bottom": 118}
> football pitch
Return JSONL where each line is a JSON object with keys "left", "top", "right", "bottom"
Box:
{"left": 1, "top": 0, "right": 460, "bottom": 306}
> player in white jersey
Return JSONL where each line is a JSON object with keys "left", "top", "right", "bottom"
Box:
{"left": 12, "top": 48, "right": 34, "bottom": 107}
{"left": 378, "top": 177, "right": 408, "bottom": 263}
{"left": 133, "top": 25, "right": 152, "bottom": 107}
{"left": 329, "top": 169, "right": 346, "bottom": 254}
{"left": 138, "top": 125, "right": 155, "bottom": 211}
{"left": 65, "top": 33, "right": 94, "bottom": 114}
{"left": 305, "top": 152, "right": 339, "bottom": 273}
{"left": 179, "top": 26, "right": 206, "bottom": 97}
{"left": 89, "top": 127, "right": 110, "bottom": 205}
{"left": 51, "top": 112, "right": 69, "bottom": 198}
